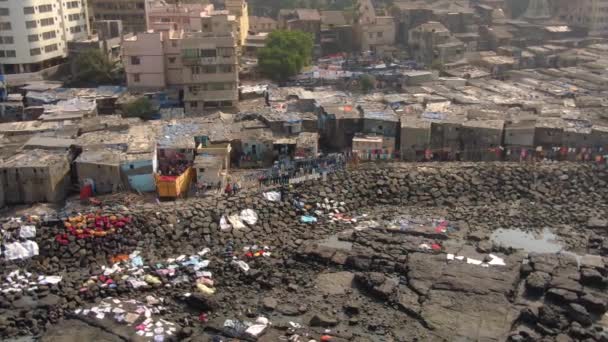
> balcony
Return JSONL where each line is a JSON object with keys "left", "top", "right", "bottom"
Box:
{"left": 183, "top": 72, "right": 237, "bottom": 84}
{"left": 182, "top": 55, "right": 237, "bottom": 65}
{"left": 184, "top": 89, "right": 238, "bottom": 102}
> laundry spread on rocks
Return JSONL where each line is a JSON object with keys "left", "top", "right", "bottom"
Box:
{"left": 0, "top": 163, "right": 607, "bottom": 341}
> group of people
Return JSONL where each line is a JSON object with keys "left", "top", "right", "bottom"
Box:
{"left": 224, "top": 180, "right": 241, "bottom": 196}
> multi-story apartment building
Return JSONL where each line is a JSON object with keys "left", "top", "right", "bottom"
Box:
{"left": 0, "top": 0, "right": 89, "bottom": 76}
{"left": 225, "top": 0, "right": 249, "bottom": 46}
{"left": 123, "top": 4, "right": 239, "bottom": 112}
{"left": 88, "top": 0, "right": 146, "bottom": 33}
{"left": 550, "top": 0, "right": 608, "bottom": 35}
{"left": 146, "top": 0, "right": 213, "bottom": 31}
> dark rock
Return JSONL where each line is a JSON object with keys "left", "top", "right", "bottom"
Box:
{"left": 567, "top": 303, "right": 592, "bottom": 326}
{"left": 579, "top": 292, "right": 608, "bottom": 314}
{"left": 276, "top": 304, "right": 299, "bottom": 316}
{"left": 547, "top": 288, "right": 579, "bottom": 304}
{"left": 525, "top": 272, "right": 551, "bottom": 294}
{"left": 262, "top": 297, "right": 277, "bottom": 310}
{"left": 184, "top": 293, "right": 219, "bottom": 311}
{"left": 310, "top": 313, "right": 338, "bottom": 327}
{"left": 580, "top": 268, "right": 606, "bottom": 286}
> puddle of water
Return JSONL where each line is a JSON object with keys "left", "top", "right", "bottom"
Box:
{"left": 491, "top": 228, "right": 563, "bottom": 253}
{"left": 318, "top": 234, "right": 353, "bottom": 251}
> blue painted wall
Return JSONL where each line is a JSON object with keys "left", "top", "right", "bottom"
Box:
{"left": 120, "top": 159, "right": 156, "bottom": 192}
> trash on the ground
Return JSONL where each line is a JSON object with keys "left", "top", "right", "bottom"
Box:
{"left": 240, "top": 209, "right": 258, "bottom": 225}
{"left": 196, "top": 283, "right": 216, "bottom": 295}
{"left": 447, "top": 253, "right": 506, "bottom": 267}
{"left": 301, "top": 215, "right": 317, "bottom": 223}
{"left": 232, "top": 260, "right": 250, "bottom": 272}
{"left": 243, "top": 245, "right": 271, "bottom": 258}
{"left": 224, "top": 316, "right": 271, "bottom": 339}
{"left": 1, "top": 270, "right": 62, "bottom": 293}
{"left": 263, "top": 191, "right": 281, "bottom": 202}
{"left": 75, "top": 297, "right": 176, "bottom": 341}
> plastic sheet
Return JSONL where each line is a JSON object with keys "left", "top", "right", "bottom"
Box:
{"left": 4, "top": 241, "right": 39, "bottom": 260}
{"left": 220, "top": 216, "right": 231, "bottom": 231}
{"left": 240, "top": 209, "right": 258, "bottom": 225}
{"left": 228, "top": 215, "right": 246, "bottom": 229}
{"left": 19, "top": 225, "right": 36, "bottom": 239}
{"left": 263, "top": 191, "right": 281, "bottom": 202}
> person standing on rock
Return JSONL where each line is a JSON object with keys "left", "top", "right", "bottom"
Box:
{"left": 225, "top": 182, "right": 232, "bottom": 196}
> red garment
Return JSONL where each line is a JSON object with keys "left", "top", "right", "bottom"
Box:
{"left": 431, "top": 243, "right": 441, "bottom": 251}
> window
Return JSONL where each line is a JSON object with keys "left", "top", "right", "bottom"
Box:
{"left": 44, "top": 44, "right": 58, "bottom": 52}
{"left": 66, "top": 1, "right": 79, "bottom": 9}
{"left": 130, "top": 56, "right": 140, "bottom": 65}
{"left": 189, "top": 86, "right": 200, "bottom": 93}
{"left": 38, "top": 4, "right": 53, "bottom": 13}
{"left": 377, "top": 32, "right": 383, "bottom": 38}
{"left": 68, "top": 13, "right": 80, "bottom": 21}
{"left": 217, "top": 47, "right": 232, "bottom": 58}
{"left": 191, "top": 66, "right": 200, "bottom": 74}
{"left": 171, "top": 41, "right": 177, "bottom": 47}
{"left": 202, "top": 65, "right": 216, "bottom": 73}
{"left": 30, "top": 48, "right": 41, "bottom": 56}
{"left": 191, "top": 101, "right": 198, "bottom": 108}
{"left": 133, "top": 73, "right": 140, "bottom": 82}
{"left": 5, "top": 50, "right": 14, "bottom": 57}
{"left": 0, "top": 8, "right": 9, "bottom": 16}
{"left": 200, "top": 49, "right": 216, "bottom": 58}
{"left": 168, "top": 57, "right": 176, "bottom": 63}
{"left": 42, "top": 30, "right": 56, "bottom": 40}
{"left": 24, "top": 7, "right": 35, "bottom": 14}
{"left": 40, "top": 18, "right": 55, "bottom": 26}
{"left": 26, "top": 20, "right": 37, "bottom": 29}
{"left": 0, "top": 22, "right": 10, "bottom": 31}
{"left": 0, "top": 36, "right": 12, "bottom": 44}
{"left": 219, "top": 65, "right": 233, "bottom": 73}
{"left": 69, "top": 25, "right": 82, "bottom": 33}
{"left": 28, "top": 34, "right": 39, "bottom": 42}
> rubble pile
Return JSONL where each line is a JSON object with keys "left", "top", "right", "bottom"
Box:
{"left": 0, "top": 162, "right": 608, "bottom": 341}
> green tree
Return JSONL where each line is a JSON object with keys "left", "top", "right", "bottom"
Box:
{"left": 258, "top": 30, "right": 314, "bottom": 81}
{"left": 73, "top": 49, "right": 121, "bottom": 84}
{"left": 122, "top": 97, "right": 157, "bottom": 120}
{"left": 359, "top": 74, "right": 375, "bottom": 93}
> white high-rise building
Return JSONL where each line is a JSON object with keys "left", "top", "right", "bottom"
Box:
{"left": 0, "top": 0, "right": 89, "bottom": 75}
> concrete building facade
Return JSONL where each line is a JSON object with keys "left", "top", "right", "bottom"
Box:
{"left": 89, "top": 0, "right": 146, "bottom": 33}
{"left": 354, "top": 0, "right": 396, "bottom": 53}
{"left": 0, "top": 149, "right": 71, "bottom": 204}
{"left": 0, "top": 0, "right": 89, "bottom": 75}
{"left": 551, "top": 0, "right": 608, "bottom": 35}
{"left": 123, "top": 3, "right": 239, "bottom": 112}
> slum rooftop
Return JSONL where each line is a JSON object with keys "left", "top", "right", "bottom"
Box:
{"left": 0, "top": 149, "right": 68, "bottom": 168}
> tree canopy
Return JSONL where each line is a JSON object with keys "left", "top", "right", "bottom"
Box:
{"left": 258, "top": 30, "right": 314, "bottom": 81}
{"left": 122, "top": 97, "right": 158, "bottom": 120}
{"left": 359, "top": 74, "right": 375, "bottom": 93}
{"left": 72, "top": 49, "right": 121, "bottom": 85}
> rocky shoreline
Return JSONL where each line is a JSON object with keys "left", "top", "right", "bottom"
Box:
{"left": 1, "top": 162, "right": 608, "bottom": 342}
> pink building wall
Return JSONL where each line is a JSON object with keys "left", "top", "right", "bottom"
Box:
{"left": 123, "top": 32, "right": 167, "bottom": 88}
